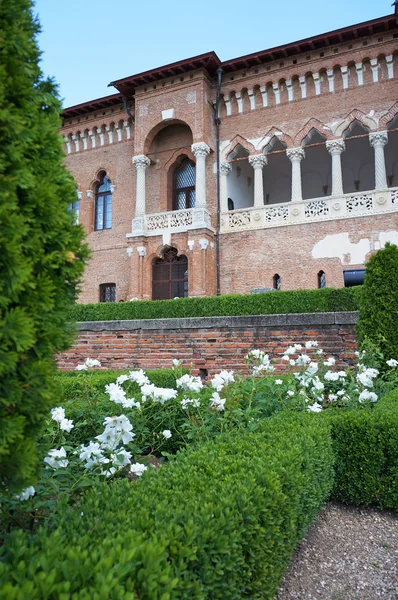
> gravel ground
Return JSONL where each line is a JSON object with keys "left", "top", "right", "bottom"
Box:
{"left": 276, "top": 503, "right": 398, "bottom": 600}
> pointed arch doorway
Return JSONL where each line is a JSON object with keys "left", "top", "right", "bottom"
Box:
{"left": 152, "top": 247, "right": 188, "bottom": 300}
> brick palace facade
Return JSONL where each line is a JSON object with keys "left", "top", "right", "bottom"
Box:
{"left": 61, "top": 7, "right": 398, "bottom": 303}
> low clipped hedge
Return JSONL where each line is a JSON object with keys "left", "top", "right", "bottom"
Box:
{"left": 0, "top": 413, "right": 334, "bottom": 600}
{"left": 328, "top": 391, "right": 398, "bottom": 509}
{"left": 55, "top": 368, "right": 184, "bottom": 402}
{"left": 68, "top": 286, "right": 361, "bottom": 322}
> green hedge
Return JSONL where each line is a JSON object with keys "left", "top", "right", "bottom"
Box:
{"left": 68, "top": 287, "right": 361, "bottom": 322}
{"left": 0, "top": 413, "right": 334, "bottom": 599}
{"left": 55, "top": 368, "right": 183, "bottom": 402}
{"left": 327, "top": 392, "right": 398, "bottom": 509}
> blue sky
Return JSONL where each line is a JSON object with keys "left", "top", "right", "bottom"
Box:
{"left": 33, "top": 0, "right": 389, "bottom": 108}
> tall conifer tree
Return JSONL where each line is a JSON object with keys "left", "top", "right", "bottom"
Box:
{"left": 0, "top": 0, "right": 89, "bottom": 490}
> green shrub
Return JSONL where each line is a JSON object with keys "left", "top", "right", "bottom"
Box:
{"left": 327, "top": 392, "right": 398, "bottom": 509}
{"left": 0, "top": 414, "right": 334, "bottom": 599}
{"left": 356, "top": 243, "right": 398, "bottom": 362}
{"left": 56, "top": 368, "right": 184, "bottom": 401}
{"left": 0, "top": 0, "right": 88, "bottom": 491}
{"left": 68, "top": 286, "right": 361, "bottom": 322}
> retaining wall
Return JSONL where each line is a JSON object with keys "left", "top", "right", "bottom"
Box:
{"left": 57, "top": 312, "right": 358, "bottom": 374}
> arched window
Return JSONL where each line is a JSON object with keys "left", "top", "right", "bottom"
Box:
{"left": 318, "top": 270, "right": 326, "bottom": 289}
{"left": 174, "top": 159, "right": 195, "bottom": 210}
{"left": 273, "top": 274, "right": 281, "bottom": 290}
{"left": 95, "top": 172, "right": 112, "bottom": 230}
{"left": 99, "top": 283, "right": 116, "bottom": 302}
{"left": 152, "top": 247, "right": 188, "bottom": 300}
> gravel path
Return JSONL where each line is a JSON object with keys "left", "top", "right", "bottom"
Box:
{"left": 276, "top": 503, "right": 398, "bottom": 600}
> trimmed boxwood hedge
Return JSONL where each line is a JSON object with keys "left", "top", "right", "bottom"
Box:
{"left": 68, "top": 286, "right": 361, "bottom": 322}
{"left": 55, "top": 368, "right": 184, "bottom": 402}
{"left": 328, "top": 391, "right": 398, "bottom": 509}
{"left": 0, "top": 413, "right": 334, "bottom": 600}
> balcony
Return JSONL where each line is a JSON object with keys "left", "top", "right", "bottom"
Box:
{"left": 220, "top": 187, "right": 398, "bottom": 233}
{"left": 127, "top": 207, "right": 214, "bottom": 238}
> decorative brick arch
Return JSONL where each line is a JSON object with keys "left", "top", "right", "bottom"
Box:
{"left": 89, "top": 166, "right": 116, "bottom": 192}
{"left": 226, "top": 134, "right": 256, "bottom": 159}
{"left": 258, "top": 127, "right": 293, "bottom": 152}
{"left": 143, "top": 119, "right": 194, "bottom": 156}
{"left": 380, "top": 101, "right": 398, "bottom": 129}
{"left": 333, "top": 109, "right": 378, "bottom": 138}
{"left": 294, "top": 118, "right": 334, "bottom": 146}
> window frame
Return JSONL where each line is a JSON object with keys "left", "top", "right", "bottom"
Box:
{"left": 173, "top": 159, "right": 195, "bottom": 211}
{"left": 94, "top": 174, "right": 113, "bottom": 231}
{"left": 99, "top": 283, "right": 116, "bottom": 302}
{"left": 318, "top": 270, "right": 326, "bottom": 289}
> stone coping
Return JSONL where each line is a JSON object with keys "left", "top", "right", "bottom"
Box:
{"left": 75, "top": 311, "right": 358, "bottom": 332}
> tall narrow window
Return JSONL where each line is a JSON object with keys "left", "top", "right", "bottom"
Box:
{"left": 152, "top": 248, "right": 188, "bottom": 300}
{"left": 69, "top": 191, "right": 80, "bottom": 224}
{"left": 318, "top": 270, "right": 326, "bottom": 288}
{"left": 174, "top": 159, "right": 195, "bottom": 210}
{"left": 95, "top": 172, "right": 112, "bottom": 230}
{"left": 99, "top": 283, "right": 116, "bottom": 302}
{"left": 273, "top": 274, "right": 281, "bottom": 290}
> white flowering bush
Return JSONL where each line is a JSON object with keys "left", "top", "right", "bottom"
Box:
{"left": 2, "top": 342, "right": 397, "bottom": 535}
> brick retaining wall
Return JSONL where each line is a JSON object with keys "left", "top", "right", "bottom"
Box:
{"left": 57, "top": 312, "right": 358, "bottom": 374}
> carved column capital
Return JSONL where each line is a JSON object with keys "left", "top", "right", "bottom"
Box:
{"left": 286, "top": 147, "right": 305, "bottom": 162}
{"left": 191, "top": 142, "right": 210, "bottom": 158}
{"left": 132, "top": 155, "right": 150, "bottom": 170}
{"left": 326, "top": 139, "right": 346, "bottom": 155}
{"left": 220, "top": 162, "right": 232, "bottom": 175}
{"left": 136, "top": 246, "right": 146, "bottom": 257}
{"left": 369, "top": 131, "right": 388, "bottom": 148}
{"left": 248, "top": 154, "right": 268, "bottom": 169}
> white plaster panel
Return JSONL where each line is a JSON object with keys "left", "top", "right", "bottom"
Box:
{"left": 312, "top": 232, "right": 370, "bottom": 265}
{"left": 379, "top": 231, "right": 398, "bottom": 248}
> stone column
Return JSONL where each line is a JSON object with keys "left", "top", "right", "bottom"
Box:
{"left": 220, "top": 162, "right": 232, "bottom": 212}
{"left": 286, "top": 148, "right": 305, "bottom": 203}
{"left": 132, "top": 155, "right": 150, "bottom": 216}
{"left": 326, "top": 139, "right": 345, "bottom": 197}
{"left": 248, "top": 154, "right": 267, "bottom": 208}
{"left": 191, "top": 142, "right": 210, "bottom": 208}
{"left": 369, "top": 132, "right": 388, "bottom": 190}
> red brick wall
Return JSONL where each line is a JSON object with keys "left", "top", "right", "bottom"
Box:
{"left": 57, "top": 312, "right": 357, "bottom": 375}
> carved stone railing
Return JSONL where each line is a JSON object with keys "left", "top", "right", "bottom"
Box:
{"left": 127, "top": 207, "right": 214, "bottom": 238}
{"left": 220, "top": 187, "right": 398, "bottom": 233}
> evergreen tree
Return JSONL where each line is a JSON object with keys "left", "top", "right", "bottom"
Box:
{"left": 356, "top": 243, "right": 398, "bottom": 363}
{"left": 0, "top": 0, "right": 89, "bottom": 491}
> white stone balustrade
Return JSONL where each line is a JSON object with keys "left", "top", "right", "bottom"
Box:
{"left": 220, "top": 187, "right": 398, "bottom": 233}
{"left": 127, "top": 207, "right": 214, "bottom": 238}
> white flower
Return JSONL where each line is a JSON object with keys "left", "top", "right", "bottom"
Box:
{"left": 60, "top": 418, "right": 74, "bottom": 433}
{"left": 79, "top": 442, "right": 105, "bottom": 468}
{"left": 176, "top": 374, "right": 203, "bottom": 393}
{"left": 162, "top": 429, "right": 172, "bottom": 439}
{"left": 324, "top": 370, "right": 339, "bottom": 382}
{"left": 275, "top": 379, "right": 283, "bottom": 385}
{"left": 181, "top": 397, "right": 200, "bottom": 409}
{"left": 112, "top": 448, "right": 132, "bottom": 467}
{"left": 307, "top": 362, "right": 318, "bottom": 375}
{"left": 285, "top": 346, "right": 296, "bottom": 355}
{"left": 51, "top": 406, "right": 65, "bottom": 423}
{"left": 210, "top": 392, "right": 226, "bottom": 411}
{"left": 116, "top": 374, "right": 129, "bottom": 385}
{"left": 130, "top": 297, "right": 139, "bottom": 301}
{"left": 324, "top": 357, "right": 336, "bottom": 367}
{"left": 105, "top": 383, "right": 127, "bottom": 405}
{"left": 316, "top": 349, "right": 323, "bottom": 355}
{"left": 357, "top": 368, "right": 379, "bottom": 388}
{"left": 15, "top": 486, "right": 35, "bottom": 501}
{"left": 305, "top": 341, "right": 318, "bottom": 349}
{"left": 121, "top": 397, "right": 140, "bottom": 409}
{"left": 130, "top": 462, "right": 147, "bottom": 476}
{"left": 308, "top": 402, "right": 323, "bottom": 413}
{"left": 75, "top": 364, "right": 88, "bottom": 371}
{"left": 289, "top": 359, "right": 296, "bottom": 366}
{"left": 328, "top": 394, "right": 337, "bottom": 402}
{"left": 293, "top": 344, "right": 303, "bottom": 351}
{"left": 172, "top": 359, "right": 182, "bottom": 368}
{"left": 358, "top": 389, "right": 378, "bottom": 403}
{"left": 85, "top": 358, "right": 101, "bottom": 368}
{"left": 282, "top": 354, "right": 290, "bottom": 362}
{"left": 287, "top": 390, "right": 295, "bottom": 397}
{"left": 96, "top": 415, "right": 135, "bottom": 449}
{"left": 44, "top": 447, "right": 69, "bottom": 470}
{"left": 386, "top": 359, "right": 398, "bottom": 367}
{"left": 312, "top": 377, "right": 324, "bottom": 391}
{"left": 296, "top": 354, "right": 311, "bottom": 366}
{"left": 128, "top": 369, "right": 150, "bottom": 387}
